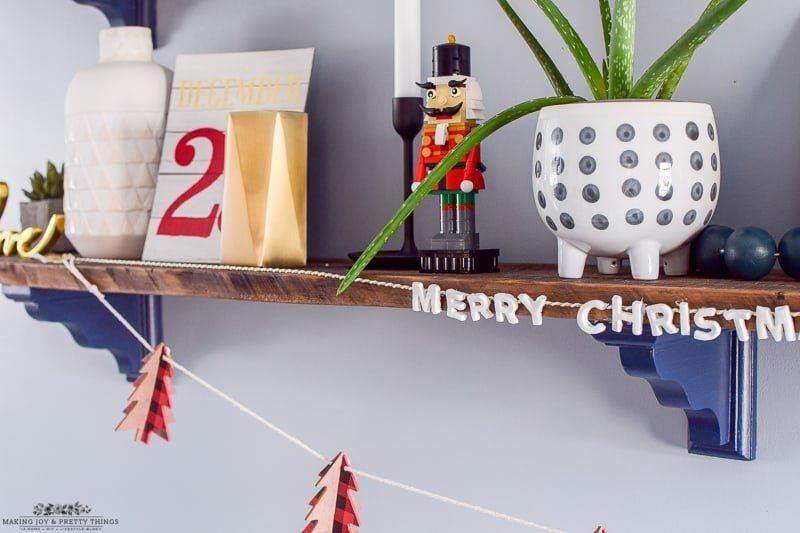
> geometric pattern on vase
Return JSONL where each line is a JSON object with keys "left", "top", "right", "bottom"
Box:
{"left": 64, "top": 26, "right": 170, "bottom": 259}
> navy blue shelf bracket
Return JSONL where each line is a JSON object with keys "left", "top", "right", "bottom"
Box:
{"left": 3, "top": 286, "right": 162, "bottom": 381}
{"left": 595, "top": 327, "right": 757, "bottom": 460}
{"left": 73, "top": 0, "right": 157, "bottom": 47}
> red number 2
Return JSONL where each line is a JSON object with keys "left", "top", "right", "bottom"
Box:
{"left": 157, "top": 128, "right": 226, "bottom": 237}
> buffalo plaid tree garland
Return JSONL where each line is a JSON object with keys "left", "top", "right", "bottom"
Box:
{"left": 115, "top": 343, "right": 174, "bottom": 443}
{"left": 304, "top": 452, "right": 360, "bottom": 533}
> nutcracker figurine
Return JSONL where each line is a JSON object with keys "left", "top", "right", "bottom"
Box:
{"left": 413, "top": 35, "right": 499, "bottom": 273}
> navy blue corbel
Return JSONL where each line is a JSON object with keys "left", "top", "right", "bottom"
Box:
{"left": 594, "top": 327, "right": 757, "bottom": 460}
{"left": 73, "top": 0, "right": 157, "bottom": 47}
{"left": 3, "top": 286, "right": 162, "bottom": 381}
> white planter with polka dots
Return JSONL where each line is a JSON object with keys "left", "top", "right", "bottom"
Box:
{"left": 533, "top": 101, "right": 720, "bottom": 280}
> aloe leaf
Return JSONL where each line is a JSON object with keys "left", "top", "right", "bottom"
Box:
{"left": 608, "top": 0, "right": 636, "bottom": 98}
{"left": 533, "top": 0, "right": 608, "bottom": 100}
{"left": 631, "top": 0, "right": 747, "bottom": 99}
{"left": 599, "top": 0, "right": 612, "bottom": 91}
{"left": 599, "top": 0, "right": 612, "bottom": 59}
{"left": 338, "top": 95, "right": 583, "bottom": 295}
{"left": 496, "top": 0, "right": 573, "bottom": 96}
{"left": 657, "top": 0, "right": 722, "bottom": 99}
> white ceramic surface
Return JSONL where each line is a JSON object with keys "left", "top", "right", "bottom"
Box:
{"left": 64, "top": 26, "right": 171, "bottom": 259}
{"left": 533, "top": 101, "right": 720, "bottom": 280}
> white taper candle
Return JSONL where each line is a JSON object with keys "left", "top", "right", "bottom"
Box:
{"left": 394, "top": 0, "right": 422, "bottom": 97}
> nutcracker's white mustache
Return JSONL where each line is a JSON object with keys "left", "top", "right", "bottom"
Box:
{"left": 420, "top": 102, "right": 463, "bottom": 117}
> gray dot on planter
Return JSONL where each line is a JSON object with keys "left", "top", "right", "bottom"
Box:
{"left": 537, "top": 190, "right": 546, "bottom": 208}
{"left": 620, "top": 150, "right": 639, "bottom": 169}
{"left": 626, "top": 208, "right": 644, "bottom": 225}
{"left": 655, "top": 152, "right": 673, "bottom": 169}
{"left": 536, "top": 132, "right": 542, "bottom": 150}
{"left": 686, "top": 121, "right": 699, "bottom": 140}
{"left": 579, "top": 156, "right": 597, "bottom": 175}
{"left": 653, "top": 123, "right": 670, "bottom": 142}
{"left": 657, "top": 209, "right": 673, "bottom": 225}
{"left": 582, "top": 184, "right": 600, "bottom": 203}
{"left": 551, "top": 127, "right": 564, "bottom": 145}
{"left": 622, "top": 178, "right": 641, "bottom": 197}
{"left": 554, "top": 183, "right": 567, "bottom": 201}
{"left": 683, "top": 209, "right": 697, "bottom": 225}
{"left": 535, "top": 160, "right": 541, "bottom": 178}
{"left": 704, "top": 210, "right": 713, "bottom": 225}
{"left": 711, "top": 153, "right": 718, "bottom": 171}
{"left": 552, "top": 157, "right": 565, "bottom": 175}
{"left": 691, "top": 182, "right": 703, "bottom": 201}
{"left": 708, "top": 123, "right": 715, "bottom": 140}
{"left": 690, "top": 151, "right": 703, "bottom": 170}
{"left": 710, "top": 182, "right": 718, "bottom": 201}
{"left": 656, "top": 184, "right": 674, "bottom": 201}
{"left": 617, "top": 123, "right": 635, "bottom": 142}
{"left": 580, "top": 127, "right": 596, "bottom": 145}
{"left": 560, "top": 213, "right": 575, "bottom": 229}
{"left": 546, "top": 216, "right": 557, "bottom": 231}
{"left": 592, "top": 214, "right": 609, "bottom": 230}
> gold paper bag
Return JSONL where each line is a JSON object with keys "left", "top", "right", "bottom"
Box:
{"left": 221, "top": 111, "right": 308, "bottom": 267}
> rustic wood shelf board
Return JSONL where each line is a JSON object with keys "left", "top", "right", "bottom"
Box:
{"left": 0, "top": 258, "right": 797, "bottom": 324}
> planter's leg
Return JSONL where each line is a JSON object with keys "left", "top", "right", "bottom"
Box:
{"left": 594, "top": 327, "right": 757, "bottom": 460}
{"left": 72, "top": 0, "right": 157, "bottom": 47}
{"left": 3, "top": 286, "right": 162, "bottom": 381}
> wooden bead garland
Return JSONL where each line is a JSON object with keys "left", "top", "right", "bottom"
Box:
{"left": 692, "top": 225, "right": 800, "bottom": 281}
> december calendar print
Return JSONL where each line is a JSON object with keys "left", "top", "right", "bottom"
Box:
{"left": 142, "top": 48, "right": 314, "bottom": 262}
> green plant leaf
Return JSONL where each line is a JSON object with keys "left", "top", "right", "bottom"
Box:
{"left": 608, "top": 0, "right": 636, "bottom": 98}
{"left": 599, "top": 0, "right": 612, "bottom": 91}
{"left": 46, "top": 161, "right": 58, "bottom": 180}
{"left": 338, "top": 95, "right": 583, "bottom": 295}
{"left": 631, "top": 0, "right": 747, "bottom": 99}
{"left": 496, "top": 0, "right": 573, "bottom": 97}
{"left": 599, "top": 0, "right": 612, "bottom": 60}
{"left": 23, "top": 190, "right": 36, "bottom": 201}
{"left": 657, "top": 0, "right": 722, "bottom": 99}
{"left": 533, "top": 0, "right": 607, "bottom": 99}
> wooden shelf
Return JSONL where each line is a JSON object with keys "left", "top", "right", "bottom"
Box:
{"left": 0, "top": 257, "right": 798, "bottom": 325}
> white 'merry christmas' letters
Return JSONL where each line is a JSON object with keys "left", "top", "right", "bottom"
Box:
{"left": 409, "top": 282, "right": 799, "bottom": 343}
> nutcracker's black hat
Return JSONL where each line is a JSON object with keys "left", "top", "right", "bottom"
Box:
{"left": 432, "top": 35, "right": 471, "bottom": 77}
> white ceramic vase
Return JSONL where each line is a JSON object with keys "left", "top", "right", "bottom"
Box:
{"left": 64, "top": 26, "right": 171, "bottom": 259}
{"left": 533, "top": 101, "right": 720, "bottom": 280}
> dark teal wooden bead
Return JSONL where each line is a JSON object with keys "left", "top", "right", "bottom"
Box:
{"left": 724, "top": 226, "right": 777, "bottom": 280}
{"left": 692, "top": 225, "right": 734, "bottom": 276}
{"left": 778, "top": 227, "right": 800, "bottom": 280}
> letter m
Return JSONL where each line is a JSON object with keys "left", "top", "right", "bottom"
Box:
{"left": 412, "top": 282, "right": 442, "bottom": 314}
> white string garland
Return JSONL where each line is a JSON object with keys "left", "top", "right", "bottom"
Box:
{"left": 32, "top": 254, "right": 564, "bottom": 533}
{"left": 62, "top": 255, "right": 800, "bottom": 317}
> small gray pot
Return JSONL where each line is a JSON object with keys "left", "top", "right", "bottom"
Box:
{"left": 20, "top": 199, "right": 74, "bottom": 253}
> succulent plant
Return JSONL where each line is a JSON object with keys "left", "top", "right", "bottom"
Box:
{"left": 23, "top": 161, "right": 64, "bottom": 201}
{"left": 340, "top": 0, "right": 749, "bottom": 293}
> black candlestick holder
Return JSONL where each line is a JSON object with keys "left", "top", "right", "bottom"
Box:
{"left": 349, "top": 96, "right": 423, "bottom": 269}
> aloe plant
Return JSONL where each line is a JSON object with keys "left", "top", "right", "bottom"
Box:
{"left": 23, "top": 161, "right": 64, "bottom": 201}
{"left": 339, "top": 0, "right": 748, "bottom": 294}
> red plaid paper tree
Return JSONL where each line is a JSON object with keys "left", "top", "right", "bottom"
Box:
{"left": 303, "top": 452, "right": 360, "bottom": 533}
{"left": 115, "top": 343, "right": 174, "bottom": 443}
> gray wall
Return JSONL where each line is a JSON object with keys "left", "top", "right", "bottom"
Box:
{"left": 1, "top": 1, "right": 799, "bottom": 532}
